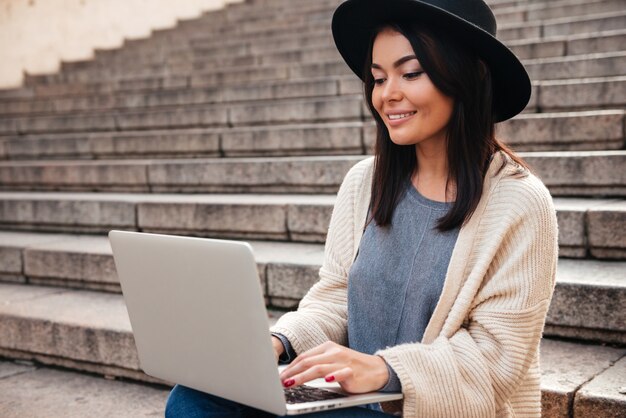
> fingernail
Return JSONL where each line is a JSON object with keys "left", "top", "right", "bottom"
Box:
{"left": 325, "top": 375, "right": 335, "bottom": 382}
{"left": 283, "top": 379, "right": 295, "bottom": 387}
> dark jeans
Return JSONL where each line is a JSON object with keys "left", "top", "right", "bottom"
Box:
{"left": 165, "top": 384, "right": 396, "bottom": 417}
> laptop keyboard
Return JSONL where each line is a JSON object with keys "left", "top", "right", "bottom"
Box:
{"left": 284, "top": 385, "right": 348, "bottom": 404}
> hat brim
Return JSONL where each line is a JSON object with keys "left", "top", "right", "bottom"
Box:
{"left": 331, "top": 0, "right": 531, "bottom": 122}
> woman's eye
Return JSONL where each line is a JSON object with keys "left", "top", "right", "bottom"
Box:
{"left": 404, "top": 71, "right": 423, "bottom": 79}
{"left": 373, "top": 72, "right": 423, "bottom": 85}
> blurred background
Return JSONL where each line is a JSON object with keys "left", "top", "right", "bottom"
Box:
{"left": 0, "top": 0, "right": 244, "bottom": 88}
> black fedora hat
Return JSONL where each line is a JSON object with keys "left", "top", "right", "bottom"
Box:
{"left": 331, "top": 0, "right": 531, "bottom": 122}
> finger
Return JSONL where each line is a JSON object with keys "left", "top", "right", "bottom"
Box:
{"left": 286, "top": 341, "right": 336, "bottom": 370}
{"left": 324, "top": 367, "right": 353, "bottom": 384}
{"left": 280, "top": 341, "right": 339, "bottom": 378}
{"left": 283, "top": 363, "right": 339, "bottom": 388}
{"left": 280, "top": 351, "right": 337, "bottom": 381}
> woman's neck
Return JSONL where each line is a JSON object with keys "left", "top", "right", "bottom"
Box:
{"left": 413, "top": 143, "right": 456, "bottom": 203}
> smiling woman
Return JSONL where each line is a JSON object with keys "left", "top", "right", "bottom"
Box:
{"left": 165, "top": 1, "right": 559, "bottom": 417}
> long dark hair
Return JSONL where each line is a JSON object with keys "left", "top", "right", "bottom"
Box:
{"left": 364, "top": 22, "right": 527, "bottom": 231}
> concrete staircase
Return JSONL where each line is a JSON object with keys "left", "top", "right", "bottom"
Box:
{"left": 0, "top": 0, "right": 624, "bottom": 416}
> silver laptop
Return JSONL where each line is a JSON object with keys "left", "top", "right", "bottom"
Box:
{"left": 109, "top": 230, "right": 403, "bottom": 415}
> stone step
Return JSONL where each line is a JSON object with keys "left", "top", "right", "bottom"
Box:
{"left": 489, "top": 10, "right": 626, "bottom": 41}
{"left": 96, "top": 27, "right": 320, "bottom": 61}
{"left": 0, "top": 282, "right": 624, "bottom": 418}
{"left": 22, "top": 73, "right": 195, "bottom": 100}
{"left": 127, "top": 31, "right": 335, "bottom": 64}
{"left": 0, "top": 87, "right": 34, "bottom": 100}
{"left": 522, "top": 151, "right": 626, "bottom": 197}
{"left": 537, "top": 76, "right": 626, "bottom": 112}
{"left": 0, "top": 191, "right": 337, "bottom": 242}
{"left": 1, "top": 110, "right": 622, "bottom": 161}
{"left": 545, "top": 258, "right": 626, "bottom": 345}
{"left": 540, "top": 339, "right": 626, "bottom": 417}
{"left": 276, "top": 59, "right": 626, "bottom": 92}
{"left": 524, "top": 51, "right": 626, "bottom": 81}
{"left": 0, "top": 75, "right": 350, "bottom": 117}
{"left": 0, "top": 95, "right": 365, "bottom": 135}
{"left": 0, "top": 122, "right": 365, "bottom": 160}
{"left": 88, "top": 44, "right": 342, "bottom": 76}
{"left": 0, "top": 360, "right": 168, "bottom": 417}
{"left": 556, "top": 198, "right": 626, "bottom": 259}
{"left": 487, "top": 0, "right": 551, "bottom": 7}
{"left": 486, "top": 0, "right": 546, "bottom": 7}
{"left": 0, "top": 192, "right": 622, "bottom": 259}
{"left": 26, "top": 58, "right": 293, "bottom": 88}
{"left": 29, "top": 74, "right": 195, "bottom": 100}
{"left": 0, "top": 230, "right": 624, "bottom": 344}
{"left": 496, "top": 0, "right": 626, "bottom": 24}
{"left": 509, "top": 28, "right": 626, "bottom": 59}
{"left": 494, "top": 109, "right": 625, "bottom": 151}
{"left": 0, "top": 151, "right": 623, "bottom": 197}
{"left": 572, "top": 355, "right": 626, "bottom": 417}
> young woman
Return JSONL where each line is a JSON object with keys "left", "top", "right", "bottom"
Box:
{"left": 166, "top": 0, "right": 558, "bottom": 416}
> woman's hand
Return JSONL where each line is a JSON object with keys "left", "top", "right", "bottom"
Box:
{"left": 279, "top": 341, "right": 389, "bottom": 394}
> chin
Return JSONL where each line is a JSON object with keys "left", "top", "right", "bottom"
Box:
{"left": 388, "top": 134, "right": 418, "bottom": 147}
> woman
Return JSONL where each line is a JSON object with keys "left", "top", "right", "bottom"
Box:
{"left": 166, "top": 0, "right": 558, "bottom": 416}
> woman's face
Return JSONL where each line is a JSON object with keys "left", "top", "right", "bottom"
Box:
{"left": 371, "top": 28, "right": 454, "bottom": 148}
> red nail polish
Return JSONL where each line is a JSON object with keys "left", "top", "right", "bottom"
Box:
{"left": 325, "top": 375, "right": 335, "bottom": 382}
{"left": 283, "top": 379, "right": 295, "bottom": 387}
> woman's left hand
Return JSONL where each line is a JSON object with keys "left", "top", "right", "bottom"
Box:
{"left": 279, "top": 341, "right": 389, "bottom": 394}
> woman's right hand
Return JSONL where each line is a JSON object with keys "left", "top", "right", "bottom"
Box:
{"left": 272, "top": 336, "right": 285, "bottom": 363}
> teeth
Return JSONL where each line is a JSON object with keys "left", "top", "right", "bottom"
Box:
{"left": 388, "top": 112, "right": 416, "bottom": 120}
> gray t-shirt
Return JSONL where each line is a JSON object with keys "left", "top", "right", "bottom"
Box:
{"left": 348, "top": 178, "right": 460, "bottom": 392}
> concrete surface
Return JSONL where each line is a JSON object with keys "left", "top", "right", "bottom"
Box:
{"left": 0, "top": 361, "right": 169, "bottom": 417}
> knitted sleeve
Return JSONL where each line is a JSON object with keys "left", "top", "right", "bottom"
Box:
{"left": 269, "top": 159, "right": 371, "bottom": 354}
{"left": 376, "top": 175, "right": 559, "bottom": 418}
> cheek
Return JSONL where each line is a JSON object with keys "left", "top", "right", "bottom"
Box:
{"left": 438, "top": 97, "right": 455, "bottom": 125}
{"left": 419, "top": 89, "right": 454, "bottom": 124}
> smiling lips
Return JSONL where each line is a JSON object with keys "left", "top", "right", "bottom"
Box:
{"left": 386, "top": 111, "right": 417, "bottom": 125}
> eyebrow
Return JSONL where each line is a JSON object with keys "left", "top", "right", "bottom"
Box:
{"left": 371, "top": 55, "right": 418, "bottom": 70}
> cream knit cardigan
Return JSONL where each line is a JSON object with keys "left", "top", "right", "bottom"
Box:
{"left": 270, "top": 151, "right": 559, "bottom": 418}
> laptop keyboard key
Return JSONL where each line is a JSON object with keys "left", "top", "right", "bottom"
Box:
{"left": 284, "top": 385, "right": 348, "bottom": 404}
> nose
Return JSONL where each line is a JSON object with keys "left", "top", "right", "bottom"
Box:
{"left": 381, "top": 76, "right": 403, "bottom": 102}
